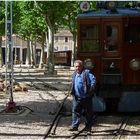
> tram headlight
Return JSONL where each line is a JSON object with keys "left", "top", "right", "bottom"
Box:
{"left": 84, "top": 59, "right": 94, "bottom": 69}
{"left": 129, "top": 58, "right": 140, "bottom": 71}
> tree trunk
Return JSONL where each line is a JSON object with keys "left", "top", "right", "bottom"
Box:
{"left": 25, "top": 39, "right": 31, "bottom": 65}
{"left": 32, "top": 41, "right": 36, "bottom": 67}
{"left": 30, "top": 41, "right": 33, "bottom": 66}
{"left": 46, "top": 26, "right": 54, "bottom": 74}
{"left": 39, "top": 33, "right": 45, "bottom": 69}
{"left": 71, "top": 33, "right": 77, "bottom": 67}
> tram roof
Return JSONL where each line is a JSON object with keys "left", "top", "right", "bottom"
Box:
{"left": 78, "top": 8, "right": 140, "bottom": 18}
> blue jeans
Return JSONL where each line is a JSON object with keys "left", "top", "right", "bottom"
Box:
{"left": 71, "top": 96, "right": 93, "bottom": 128}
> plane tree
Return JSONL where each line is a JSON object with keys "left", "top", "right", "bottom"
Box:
{"left": 0, "top": 1, "right": 97, "bottom": 69}
{"left": 16, "top": 1, "right": 68, "bottom": 72}
{"left": 61, "top": 1, "right": 97, "bottom": 66}
{"left": 33, "top": 1, "right": 68, "bottom": 73}
{"left": 16, "top": 1, "right": 47, "bottom": 67}
{"left": 61, "top": 1, "right": 81, "bottom": 66}
{"left": 1, "top": 1, "right": 137, "bottom": 69}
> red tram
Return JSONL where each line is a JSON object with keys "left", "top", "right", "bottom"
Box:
{"left": 77, "top": 2, "right": 140, "bottom": 112}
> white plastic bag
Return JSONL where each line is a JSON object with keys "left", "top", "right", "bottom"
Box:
{"left": 92, "top": 94, "right": 106, "bottom": 112}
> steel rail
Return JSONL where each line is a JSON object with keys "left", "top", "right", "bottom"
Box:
{"left": 43, "top": 93, "right": 69, "bottom": 139}
{"left": 113, "top": 115, "right": 130, "bottom": 139}
{"left": 7, "top": 66, "right": 72, "bottom": 138}
{"left": 70, "top": 114, "right": 98, "bottom": 139}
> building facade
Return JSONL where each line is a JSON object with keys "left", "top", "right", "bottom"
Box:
{"left": 1, "top": 29, "right": 74, "bottom": 65}
{"left": 54, "top": 29, "right": 73, "bottom": 51}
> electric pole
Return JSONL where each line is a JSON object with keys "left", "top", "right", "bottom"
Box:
{"left": 5, "top": 1, "right": 16, "bottom": 112}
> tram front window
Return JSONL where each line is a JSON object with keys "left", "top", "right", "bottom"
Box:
{"left": 125, "top": 24, "right": 140, "bottom": 44}
{"left": 106, "top": 25, "right": 118, "bottom": 51}
{"left": 80, "top": 25, "right": 100, "bottom": 52}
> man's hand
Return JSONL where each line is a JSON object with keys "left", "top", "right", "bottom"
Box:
{"left": 88, "top": 86, "right": 95, "bottom": 96}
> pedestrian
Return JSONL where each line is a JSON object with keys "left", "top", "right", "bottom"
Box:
{"left": 70, "top": 59, "right": 96, "bottom": 132}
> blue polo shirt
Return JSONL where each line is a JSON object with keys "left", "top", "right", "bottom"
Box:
{"left": 74, "top": 73, "right": 86, "bottom": 98}
{"left": 73, "top": 70, "right": 96, "bottom": 98}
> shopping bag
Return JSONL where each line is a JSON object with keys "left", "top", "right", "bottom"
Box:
{"left": 92, "top": 94, "right": 106, "bottom": 112}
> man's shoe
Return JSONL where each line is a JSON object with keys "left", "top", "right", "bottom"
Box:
{"left": 84, "top": 126, "right": 91, "bottom": 132}
{"left": 69, "top": 127, "right": 78, "bottom": 131}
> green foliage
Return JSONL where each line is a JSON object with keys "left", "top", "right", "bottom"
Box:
{"left": 15, "top": 1, "right": 46, "bottom": 41}
{"left": 61, "top": 1, "right": 96, "bottom": 34}
{"left": 1, "top": 1, "right": 96, "bottom": 40}
{"left": 62, "top": 1, "right": 80, "bottom": 30}
{"left": 0, "top": 1, "right": 5, "bottom": 36}
{"left": 35, "top": 1, "right": 67, "bottom": 29}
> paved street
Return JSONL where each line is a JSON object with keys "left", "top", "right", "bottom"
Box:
{"left": 0, "top": 65, "right": 73, "bottom": 139}
{"left": 0, "top": 65, "right": 139, "bottom": 139}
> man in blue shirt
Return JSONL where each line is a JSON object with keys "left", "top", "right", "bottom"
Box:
{"left": 70, "top": 60, "right": 96, "bottom": 132}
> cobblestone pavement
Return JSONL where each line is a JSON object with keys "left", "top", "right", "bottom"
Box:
{"left": 0, "top": 65, "right": 73, "bottom": 139}
{"left": 0, "top": 65, "right": 140, "bottom": 139}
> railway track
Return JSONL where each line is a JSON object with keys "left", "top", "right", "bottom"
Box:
{"left": 1, "top": 66, "right": 72, "bottom": 114}
{"left": 11, "top": 67, "right": 100, "bottom": 139}
{"left": 69, "top": 114, "right": 98, "bottom": 139}
{"left": 45, "top": 114, "right": 139, "bottom": 139}
{"left": 0, "top": 67, "right": 139, "bottom": 139}
{"left": 113, "top": 115, "right": 130, "bottom": 139}
{"left": 13, "top": 67, "right": 73, "bottom": 139}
